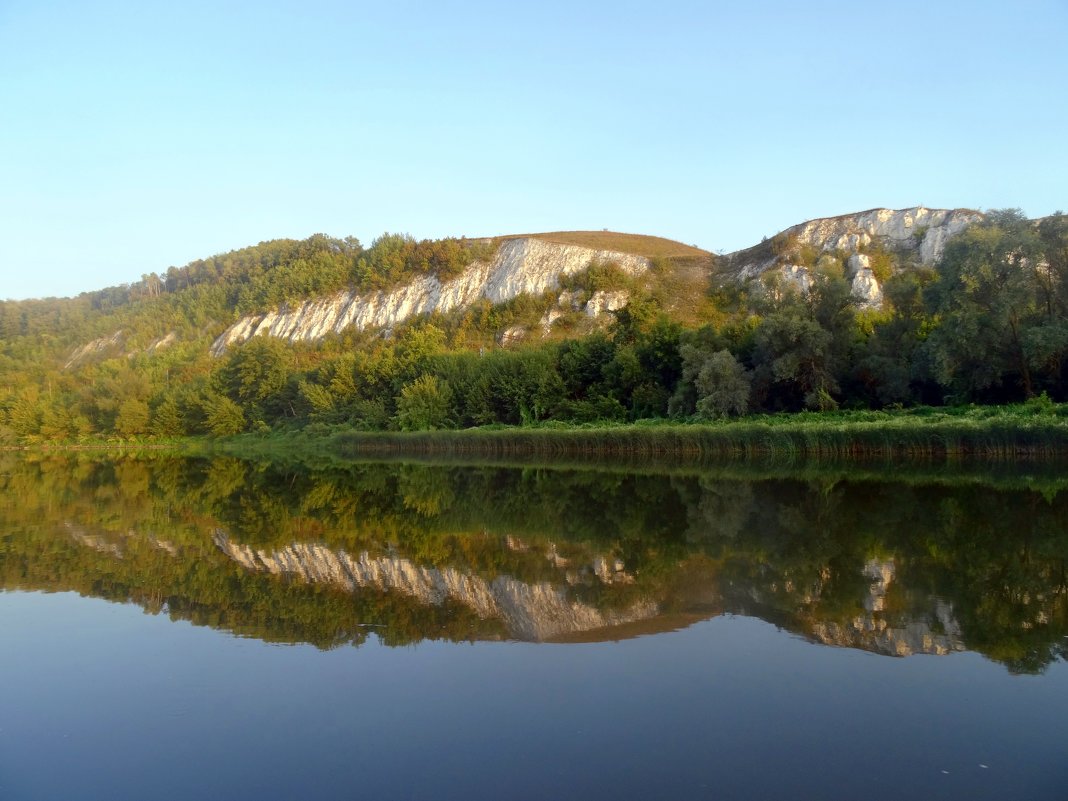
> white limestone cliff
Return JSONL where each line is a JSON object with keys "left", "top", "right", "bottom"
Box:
{"left": 63, "top": 329, "right": 177, "bottom": 370}
{"left": 787, "top": 207, "right": 981, "bottom": 264}
{"left": 726, "top": 206, "right": 984, "bottom": 308}
{"left": 210, "top": 238, "right": 649, "bottom": 355}
{"left": 64, "top": 330, "right": 125, "bottom": 369}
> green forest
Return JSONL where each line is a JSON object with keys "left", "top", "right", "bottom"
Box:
{"left": 2, "top": 210, "right": 1067, "bottom": 443}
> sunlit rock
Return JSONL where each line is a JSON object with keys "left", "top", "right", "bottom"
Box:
{"left": 584, "top": 290, "right": 629, "bottom": 318}
{"left": 723, "top": 206, "right": 983, "bottom": 310}
{"left": 210, "top": 238, "right": 649, "bottom": 355}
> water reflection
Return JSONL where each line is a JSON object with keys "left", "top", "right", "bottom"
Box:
{"left": 1, "top": 453, "right": 1066, "bottom": 672}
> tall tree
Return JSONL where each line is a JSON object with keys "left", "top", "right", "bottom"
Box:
{"left": 925, "top": 210, "right": 1045, "bottom": 399}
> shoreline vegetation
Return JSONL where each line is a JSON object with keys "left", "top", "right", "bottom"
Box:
{"left": 11, "top": 402, "right": 1068, "bottom": 465}
{"left": 330, "top": 411, "right": 1068, "bottom": 461}
{"left": 5, "top": 212, "right": 1068, "bottom": 452}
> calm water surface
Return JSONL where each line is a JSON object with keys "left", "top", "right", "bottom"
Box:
{"left": 1, "top": 454, "right": 1066, "bottom": 800}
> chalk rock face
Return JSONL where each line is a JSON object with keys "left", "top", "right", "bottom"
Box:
{"left": 778, "top": 264, "right": 814, "bottom": 294}
{"left": 497, "top": 325, "right": 526, "bottom": 346}
{"left": 213, "top": 531, "right": 657, "bottom": 642}
{"left": 64, "top": 330, "right": 125, "bottom": 369}
{"left": 788, "top": 207, "right": 981, "bottom": 264}
{"left": 730, "top": 557, "right": 967, "bottom": 658}
{"left": 847, "top": 254, "right": 882, "bottom": 307}
{"left": 145, "top": 332, "right": 177, "bottom": 353}
{"left": 846, "top": 253, "right": 871, "bottom": 277}
{"left": 725, "top": 207, "right": 983, "bottom": 309}
{"left": 539, "top": 306, "right": 566, "bottom": 332}
{"left": 584, "top": 290, "right": 630, "bottom": 317}
{"left": 807, "top": 599, "right": 964, "bottom": 657}
{"left": 210, "top": 238, "right": 649, "bottom": 355}
{"left": 64, "top": 330, "right": 178, "bottom": 370}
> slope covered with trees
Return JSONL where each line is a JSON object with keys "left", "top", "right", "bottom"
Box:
{"left": 1, "top": 210, "right": 1067, "bottom": 442}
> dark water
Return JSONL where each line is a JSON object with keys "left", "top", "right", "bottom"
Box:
{"left": 1, "top": 454, "right": 1066, "bottom": 800}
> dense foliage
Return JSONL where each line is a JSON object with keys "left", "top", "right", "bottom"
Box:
{"left": 2, "top": 211, "right": 1068, "bottom": 441}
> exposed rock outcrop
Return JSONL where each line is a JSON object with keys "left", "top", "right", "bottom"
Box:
{"left": 210, "top": 238, "right": 648, "bottom": 355}
{"left": 213, "top": 531, "right": 657, "bottom": 642}
{"left": 145, "top": 332, "right": 177, "bottom": 353}
{"left": 787, "top": 207, "right": 981, "bottom": 264}
{"left": 64, "top": 521, "right": 178, "bottom": 558}
{"left": 64, "top": 330, "right": 125, "bottom": 369}
{"left": 63, "top": 330, "right": 177, "bottom": 370}
{"left": 723, "top": 206, "right": 984, "bottom": 308}
{"left": 584, "top": 289, "right": 630, "bottom": 318}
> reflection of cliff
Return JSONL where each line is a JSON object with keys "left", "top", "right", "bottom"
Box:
{"left": 807, "top": 609, "right": 962, "bottom": 657}
{"left": 736, "top": 558, "right": 966, "bottom": 657}
{"left": 65, "top": 521, "right": 179, "bottom": 558}
{"left": 805, "top": 560, "right": 964, "bottom": 656}
{"left": 213, "top": 531, "right": 658, "bottom": 642}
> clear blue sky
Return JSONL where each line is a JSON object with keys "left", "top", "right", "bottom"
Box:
{"left": 2, "top": 0, "right": 1066, "bottom": 300}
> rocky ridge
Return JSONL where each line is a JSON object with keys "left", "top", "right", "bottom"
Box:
{"left": 64, "top": 330, "right": 177, "bottom": 370}
{"left": 58, "top": 208, "right": 994, "bottom": 363}
{"left": 722, "top": 206, "right": 984, "bottom": 307}
{"left": 64, "top": 330, "right": 125, "bottom": 369}
{"left": 210, "top": 237, "right": 649, "bottom": 355}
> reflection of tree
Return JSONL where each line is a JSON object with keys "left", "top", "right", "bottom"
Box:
{"left": 686, "top": 478, "right": 753, "bottom": 543}
{"left": 0, "top": 453, "right": 1065, "bottom": 670}
{"left": 398, "top": 465, "right": 456, "bottom": 517}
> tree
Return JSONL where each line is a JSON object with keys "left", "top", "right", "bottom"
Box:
{"left": 925, "top": 210, "right": 1045, "bottom": 400}
{"left": 216, "top": 336, "right": 293, "bottom": 423}
{"left": 476, "top": 348, "right": 564, "bottom": 425}
{"left": 7, "top": 386, "right": 42, "bottom": 436}
{"left": 753, "top": 306, "right": 837, "bottom": 410}
{"left": 671, "top": 336, "right": 751, "bottom": 419}
{"left": 394, "top": 375, "right": 453, "bottom": 431}
{"left": 150, "top": 396, "right": 186, "bottom": 437}
{"left": 747, "top": 271, "right": 856, "bottom": 411}
{"left": 855, "top": 270, "right": 936, "bottom": 406}
{"left": 114, "top": 398, "right": 150, "bottom": 437}
{"left": 201, "top": 393, "right": 246, "bottom": 436}
{"left": 694, "top": 350, "right": 752, "bottom": 419}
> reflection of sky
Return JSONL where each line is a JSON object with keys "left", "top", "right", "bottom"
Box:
{"left": 1, "top": 591, "right": 1065, "bottom": 801}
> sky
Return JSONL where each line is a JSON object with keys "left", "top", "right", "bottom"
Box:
{"left": 1, "top": 0, "right": 1066, "bottom": 300}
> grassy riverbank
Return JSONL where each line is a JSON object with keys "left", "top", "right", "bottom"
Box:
{"left": 187, "top": 402, "right": 1068, "bottom": 465}
{"left": 10, "top": 402, "right": 1068, "bottom": 465}
{"left": 324, "top": 404, "right": 1068, "bottom": 462}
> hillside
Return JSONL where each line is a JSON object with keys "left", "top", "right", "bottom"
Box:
{"left": 0, "top": 207, "right": 1065, "bottom": 441}
{"left": 718, "top": 206, "right": 985, "bottom": 307}
{"left": 515, "top": 231, "right": 710, "bottom": 260}
{"left": 208, "top": 235, "right": 654, "bottom": 354}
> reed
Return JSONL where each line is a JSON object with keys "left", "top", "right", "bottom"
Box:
{"left": 331, "top": 413, "right": 1068, "bottom": 463}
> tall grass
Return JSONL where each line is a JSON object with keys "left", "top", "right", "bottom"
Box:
{"left": 332, "top": 410, "right": 1068, "bottom": 464}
